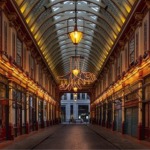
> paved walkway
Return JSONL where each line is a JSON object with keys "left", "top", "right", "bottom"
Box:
{"left": 0, "top": 124, "right": 150, "bottom": 149}
{"left": 87, "top": 124, "right": 150, "bottom": 149}
{"left": 0, "top": 125, "right": 62, "bottom": 149}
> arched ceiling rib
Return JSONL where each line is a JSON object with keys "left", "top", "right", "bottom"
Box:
{"left": 15, "top": 0, "right": 137, "bottom": 86}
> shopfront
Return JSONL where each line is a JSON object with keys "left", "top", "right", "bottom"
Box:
{"left": 0, "top": 75, "right": 9, "bottom": 141}
{"left": 12, "top": 85, "right": 26, "bottom": 137}
{"left": 124, "top": 91, "right": 138, "bottom": 137}
{"left": 107, "top": 99, "right": 113, "bottom": 128}
{"left": 144, "top": 76, "right": 150, "bottom": 139}
{"left": 29, "top": 95, "right": 36, "bottom": 131}
{"left": 114, "top": 100, "right": 122, "bottom": 132}
{"left": 38, "top": 99, "right": 44, "bottom": 128}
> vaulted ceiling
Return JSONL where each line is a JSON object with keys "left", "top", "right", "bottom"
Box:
{"left": 14, "top": 0, "right": 137, "bottom": 84}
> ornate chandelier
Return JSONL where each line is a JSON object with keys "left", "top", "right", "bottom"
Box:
{"left": 58, "top": 48, "right": 96, "bottom": 92}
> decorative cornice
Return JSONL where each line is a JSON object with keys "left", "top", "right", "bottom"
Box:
{"left": 8, "top": 12, "right": 17, "bottom": 21}
{"left": 0, "top": 0, "right": 6, "bottom": 10}
{"left": 26, "top": 40, "right": 33, "bottom": 48}
{"left": 134, "top": 12, "right": 144, "bottom": 21}
{"left": 8, "top": 12, "right": 17, "bottom": 27}
{"left": 145, "top": 0, "right": 150, "bottom": 9}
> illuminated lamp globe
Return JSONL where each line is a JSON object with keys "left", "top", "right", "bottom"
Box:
{"left": 73, "top": 87, "right": 78, "bottom": 92}
{"left": 72, "top": 69, "right": 80, "bottom": 76}
{"left": 69, "top": 25, "right": 83, "bottom": 45}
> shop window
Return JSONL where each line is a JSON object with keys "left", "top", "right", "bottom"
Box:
{"left": 129, "top": 35, "right": 135, "bottom": 65}
{"left": 145, "top": 85, "right": 150, "bottom": 101}
{"left": 44, "top": 101, "right": 47, "bottom": 121}
{"left": 38, "top": 100, "right": 43, "bottom": 123}
{"left": 16, "top": 38, "right": 23, "bottom": 67}
{"left": 0, "top": 83, "right": 6, "bottom": 128}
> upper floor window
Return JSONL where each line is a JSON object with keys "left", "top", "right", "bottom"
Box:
{"left": 45, "top": 75, "right": 48, "bottom": 89}
{"left": 23, "top": 46, "right": 27, "bottom": 69}
{"left": 29, "top": 55, "right": 35, "bottom": 79}
{"left": 82, "top": 93, "right": 85, "bottom": 99}
{"left": 64, "top": 93, "right": 67, "bottom": 100}
{"left": 71, "top": 93, "right": 73, "bottom": 100}
{"left": 103, "top": 76, "right": 106, "bottom": 90}
{"left": 39, "top": 65, "right": 43, "bottom": 85}
{"left": 77, "top": 93, "right": 80, "bottom": 100}
{"left": 135, "top": 32, "right": 139, "bottom": 58}
{"left": 4, "top": 21, "right": 7, "bottom": 53}
{"left": 116, "top": 53, "right": 122, "bottom": 77}
{"left": 49, "top": 80, "right": 51, "bottom": 93}
{"left": 12, "top": 32, "right": 16, "bottom": 59}
{"left": 108, "top": 65, "right": 112, "bottom": 85}
{"left": 129, "top": 35, "right": 135, "bottom": 65}
{"left": 144, "top": 21, "right": 148, "bottom": 52}
{"left": 16, "top": 38, "right": 23, "bottom": 67}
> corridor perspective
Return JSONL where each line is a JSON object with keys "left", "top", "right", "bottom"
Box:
{"left": 1, "top": 0, "right": 150, "bottom": 149}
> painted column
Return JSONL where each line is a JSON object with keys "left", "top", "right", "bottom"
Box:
{"left": 105, "top": 100, "right": 108, "bottom": 128}
{"left": 121, "top": 89, "right": 125, "bottom": 134}
{"left": 8, "top": 80, "right": 14, "bottom": 139}
{"left": 41, "top": 100, "right": 44, "bottom": 128}
{"left": 47, "top": 101, "right": 50, "bottom": 126}
{"left": 50, "top": 103, "right": 53, "bottom": 125}
{"left": 138, "top": 78, "right": 144, "bottom": 140}
{"left": 112, "top": 98, "right": 115, "bottom": 131}
{"left": 101, "top": 103, "right": 104, "bottom": 126}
